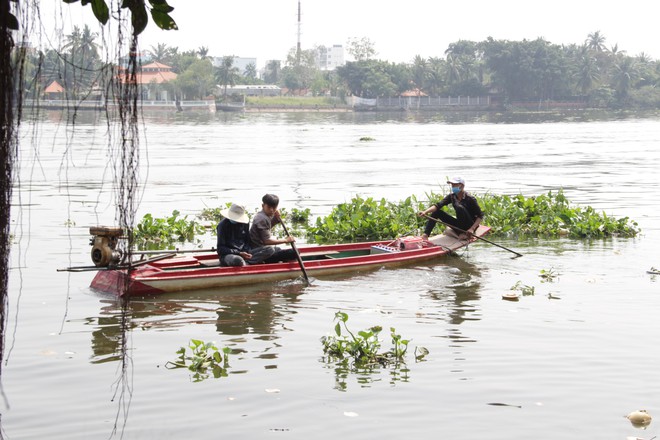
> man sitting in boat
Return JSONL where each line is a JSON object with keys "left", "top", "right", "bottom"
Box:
{"left": 216, "top": 203, "right": 286, "bottom": 266}
{"left": 249, "top": 194, "right": 297, "bottom": 263}
{"left": 417, "top": 176, "right": 483, "bottom": 240}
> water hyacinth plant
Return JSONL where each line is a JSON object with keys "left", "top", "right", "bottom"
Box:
{"left": 130, "top": 190, "right": 639, "bottom": 247}
{"left": 321, "top": 311, "right": 429, "bottom": 370}
{"left": 478, "top": 190, "right": 639, "bottom": 238}
{"left": 134, "top": 210, "right": 205, "bottom": 249}
{"left": 165, "top": 339, "right": 231, "bottom": 382}
{"left": 309, "top": 190, "right": 639, "bottom": 243}
{"left": 308, "top": 195, "right": 425, "bottom": 243}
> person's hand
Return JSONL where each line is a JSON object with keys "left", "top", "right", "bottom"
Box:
{"left": 273, "top": 210, "right": 282, "bottom": 220}
{"left": 284, "top": 236, "right": 295, "bottom": 244}
{"left": 459, "top": 230, "right": 475, "bottom": 240}
{"left": 239, "top": 251, "right": 252, "bottom": 259}
{"left": 417, "top": 210, "right": 426, "bottom": 217}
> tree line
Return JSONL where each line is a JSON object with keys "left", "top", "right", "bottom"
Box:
{"left": 17, "top": 28, "right": 660, "bottom": 108}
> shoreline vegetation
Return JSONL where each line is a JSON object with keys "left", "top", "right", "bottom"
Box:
{"left": 131, "top": 191, "right": 640, "bottom": 250}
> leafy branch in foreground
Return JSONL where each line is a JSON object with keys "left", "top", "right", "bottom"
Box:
{"left": 321, "top": 311, "right": 429, "bottom": 371}
{"left": 165, "top": 339, "right": 231, "bottom": 382}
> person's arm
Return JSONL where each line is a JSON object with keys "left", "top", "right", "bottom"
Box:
{"left": 263, "top": 210, "right": 296, "bottom": 245}
{"left": 467, "top": 217, "right": 482, "bottom": 234}
{"left": 418, "top": 194, "right": 451, "bottom": 217}
{"left": 417, "top": 204, "right": 437, "bottom": 217}
{"left": 466, "top": 196, "right": 484, "bottom": 234}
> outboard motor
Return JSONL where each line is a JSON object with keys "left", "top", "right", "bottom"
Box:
{"left": 89, "top": 226, "right": 124, "bottom": 267}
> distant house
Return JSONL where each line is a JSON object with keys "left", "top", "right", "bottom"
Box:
{"left": 44, "top": 80, "right": 64, "bottom": 100}
{"left": 400, "top": 88, "right": 428, "bottom": 97}
{"left": 136, "top": 62, "right": 177, "bottom": 84}
{"left": 118, "top": 62, "right": 177, "bottom": 100}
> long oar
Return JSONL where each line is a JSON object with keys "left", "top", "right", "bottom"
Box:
{"left": 422, "top": 214, "right": 523, "bottom": 258}
{"left": 280, "top": 221, "right": 311, "bottom": 285}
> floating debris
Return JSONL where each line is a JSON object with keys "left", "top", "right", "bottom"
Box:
{"left": 626, "top": 409, "right": 652, "bottom": 428}
{"left": 647, "top": 267, "right": 660, "bottom": 275}
{"left": 487, "top": 402, "right": 522, "bottom": 408}
{"left": 344, "top": 411, "right": 359, "bottom": 417}
{"left": 502, "top": 292, "right": 520, "bottom": 301}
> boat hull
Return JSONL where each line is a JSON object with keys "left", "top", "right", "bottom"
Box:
{"left": 90, "top": 227, "right": 490, "bottom": 296}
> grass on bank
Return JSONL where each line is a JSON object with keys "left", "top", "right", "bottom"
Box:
{"left": 245, "top": 96, "right": 345, "bottom": 107}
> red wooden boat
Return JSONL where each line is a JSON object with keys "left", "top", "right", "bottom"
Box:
{"left": 88, "top": 225, "right": 491, "bottom": 296}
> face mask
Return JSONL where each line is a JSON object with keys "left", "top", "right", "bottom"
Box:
{"left": 229, "top": 219, "right": 237, "bottom": 224}
{"left": 451, "top": 186, "right": 461, "bottom": 195}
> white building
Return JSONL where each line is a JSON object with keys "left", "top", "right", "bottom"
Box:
{"left": 316, "top": 45, "right": 345, "bottom": 71}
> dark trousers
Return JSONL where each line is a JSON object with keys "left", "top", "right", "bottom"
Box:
{"left": 424, "top": 206, "right": 473, "bottom": 236}
{"left": 263, "top": 248, "right": 297, "bottom": 264}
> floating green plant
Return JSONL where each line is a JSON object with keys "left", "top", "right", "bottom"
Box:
{"left": 134, "top": 210, "right": 205, "bottom": 249}
{"left": 165, "top": 339, "right": 231, "bottom": 382}
{"left": 539, "top": 267, "right": 559, "bottom": 282}
{"left": 308, "top": 195, "right": 424, "bottom": 244}
{"left": 511, "top": 280, "right": 536, "bottom": 296}
{"left": 132, "top": 190, "right": 639, "bottom": 247}
{"left": 321, "top": 311, "right": 428, "bottom": 370}
{"left": 478, "top": 190, "right": 639, "bottom": 238}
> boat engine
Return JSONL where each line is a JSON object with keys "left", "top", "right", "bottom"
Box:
{"left": 89, "top": 226, "right": 124, "bottom": 267}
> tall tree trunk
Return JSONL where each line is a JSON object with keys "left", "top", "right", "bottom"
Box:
{"left": 0, "top": 0, "right": 19, "bottom": 384}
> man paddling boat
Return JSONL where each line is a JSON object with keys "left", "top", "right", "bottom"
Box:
{"left": 418, "top": 177, "right": 483, "bottom": 240}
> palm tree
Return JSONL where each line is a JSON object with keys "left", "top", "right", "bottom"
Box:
{"left": 62, "top": 25, "right": 101, "bottom": 97}
{"left": 215, "top": 56, "right": 240, "bottom": 98}
{"left": 264, "top": 60, "right": 281, "bottom": 84}
{"left": 148, "top": 43, "right": 174, "bottom": 63}
{"left": 636, "top": 52, "right": 651, "bottom": 63}
{"left": 575, "top": 53, "right": 600, "bottom": 95}
{"left": 426, "top": 57, "right": 446, "bottom": 96}
{"left": 612, "top": 57, "right": 639, "bottom": 102}
{"left": 197, "top": 46, "right": 210, "bottom": 60}
{"left": 411, "top": 55, "right": 428, "bottom": 97}
{"left": 445, "top": 53, "right": 462, "bottom": 85}
{"left": 586, "top": 31, "right": 606, "bottom": 52}
{"left": 244, "top": 63, "right": 257, "bottom": 82}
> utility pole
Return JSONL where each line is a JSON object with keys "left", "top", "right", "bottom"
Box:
{"left": 296, "top": 0, "right": 301, "bottom": 64}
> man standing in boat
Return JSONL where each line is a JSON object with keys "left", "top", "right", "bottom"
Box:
{"left": 216, "top": 203, "right": 284, "bottom": 266}
{"left": 417, "top": 177, "right": 483, "bottom": 240}
{"left": 249, "top": 194, "right": 298, "bottom": 263}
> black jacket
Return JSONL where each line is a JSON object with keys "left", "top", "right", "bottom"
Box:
{"left": 216, "top": 219, "right": 252, "bottom": 257}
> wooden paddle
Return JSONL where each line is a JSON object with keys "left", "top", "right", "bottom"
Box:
{"left": 280, "top": 220, "right": 311, "bottom": 285}
{"left": 422, "top": 214, "right": 523, "bottom": 258}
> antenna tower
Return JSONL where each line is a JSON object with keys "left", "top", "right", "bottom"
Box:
{"left": 296, "top": 0, "right": 301, "bottom": 63}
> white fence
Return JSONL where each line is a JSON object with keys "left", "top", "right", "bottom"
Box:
{"left": 350, "top": 95, "right": 491, "bottom": 109}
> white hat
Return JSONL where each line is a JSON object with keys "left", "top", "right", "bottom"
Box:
{"left": 447, "top": 176, "right": 465, "bottom": 185}
{"left": 220, "top": 204, "right": 249, "bottom": 224}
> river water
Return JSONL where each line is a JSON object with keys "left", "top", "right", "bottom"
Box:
{"left": 4, "top": 110, "right": 660, "bottom": 439}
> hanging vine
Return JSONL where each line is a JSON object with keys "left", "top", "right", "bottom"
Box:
{"left": 1, "top": 0, "right": 178, "bottom": 437}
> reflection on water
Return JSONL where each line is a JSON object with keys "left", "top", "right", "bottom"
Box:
{"left": 89, "top": 281, "right": 306, "bottom": 363}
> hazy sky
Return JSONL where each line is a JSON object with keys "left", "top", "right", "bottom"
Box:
{"left": 55, "top": 0, "right": 660, "bottom": 68}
